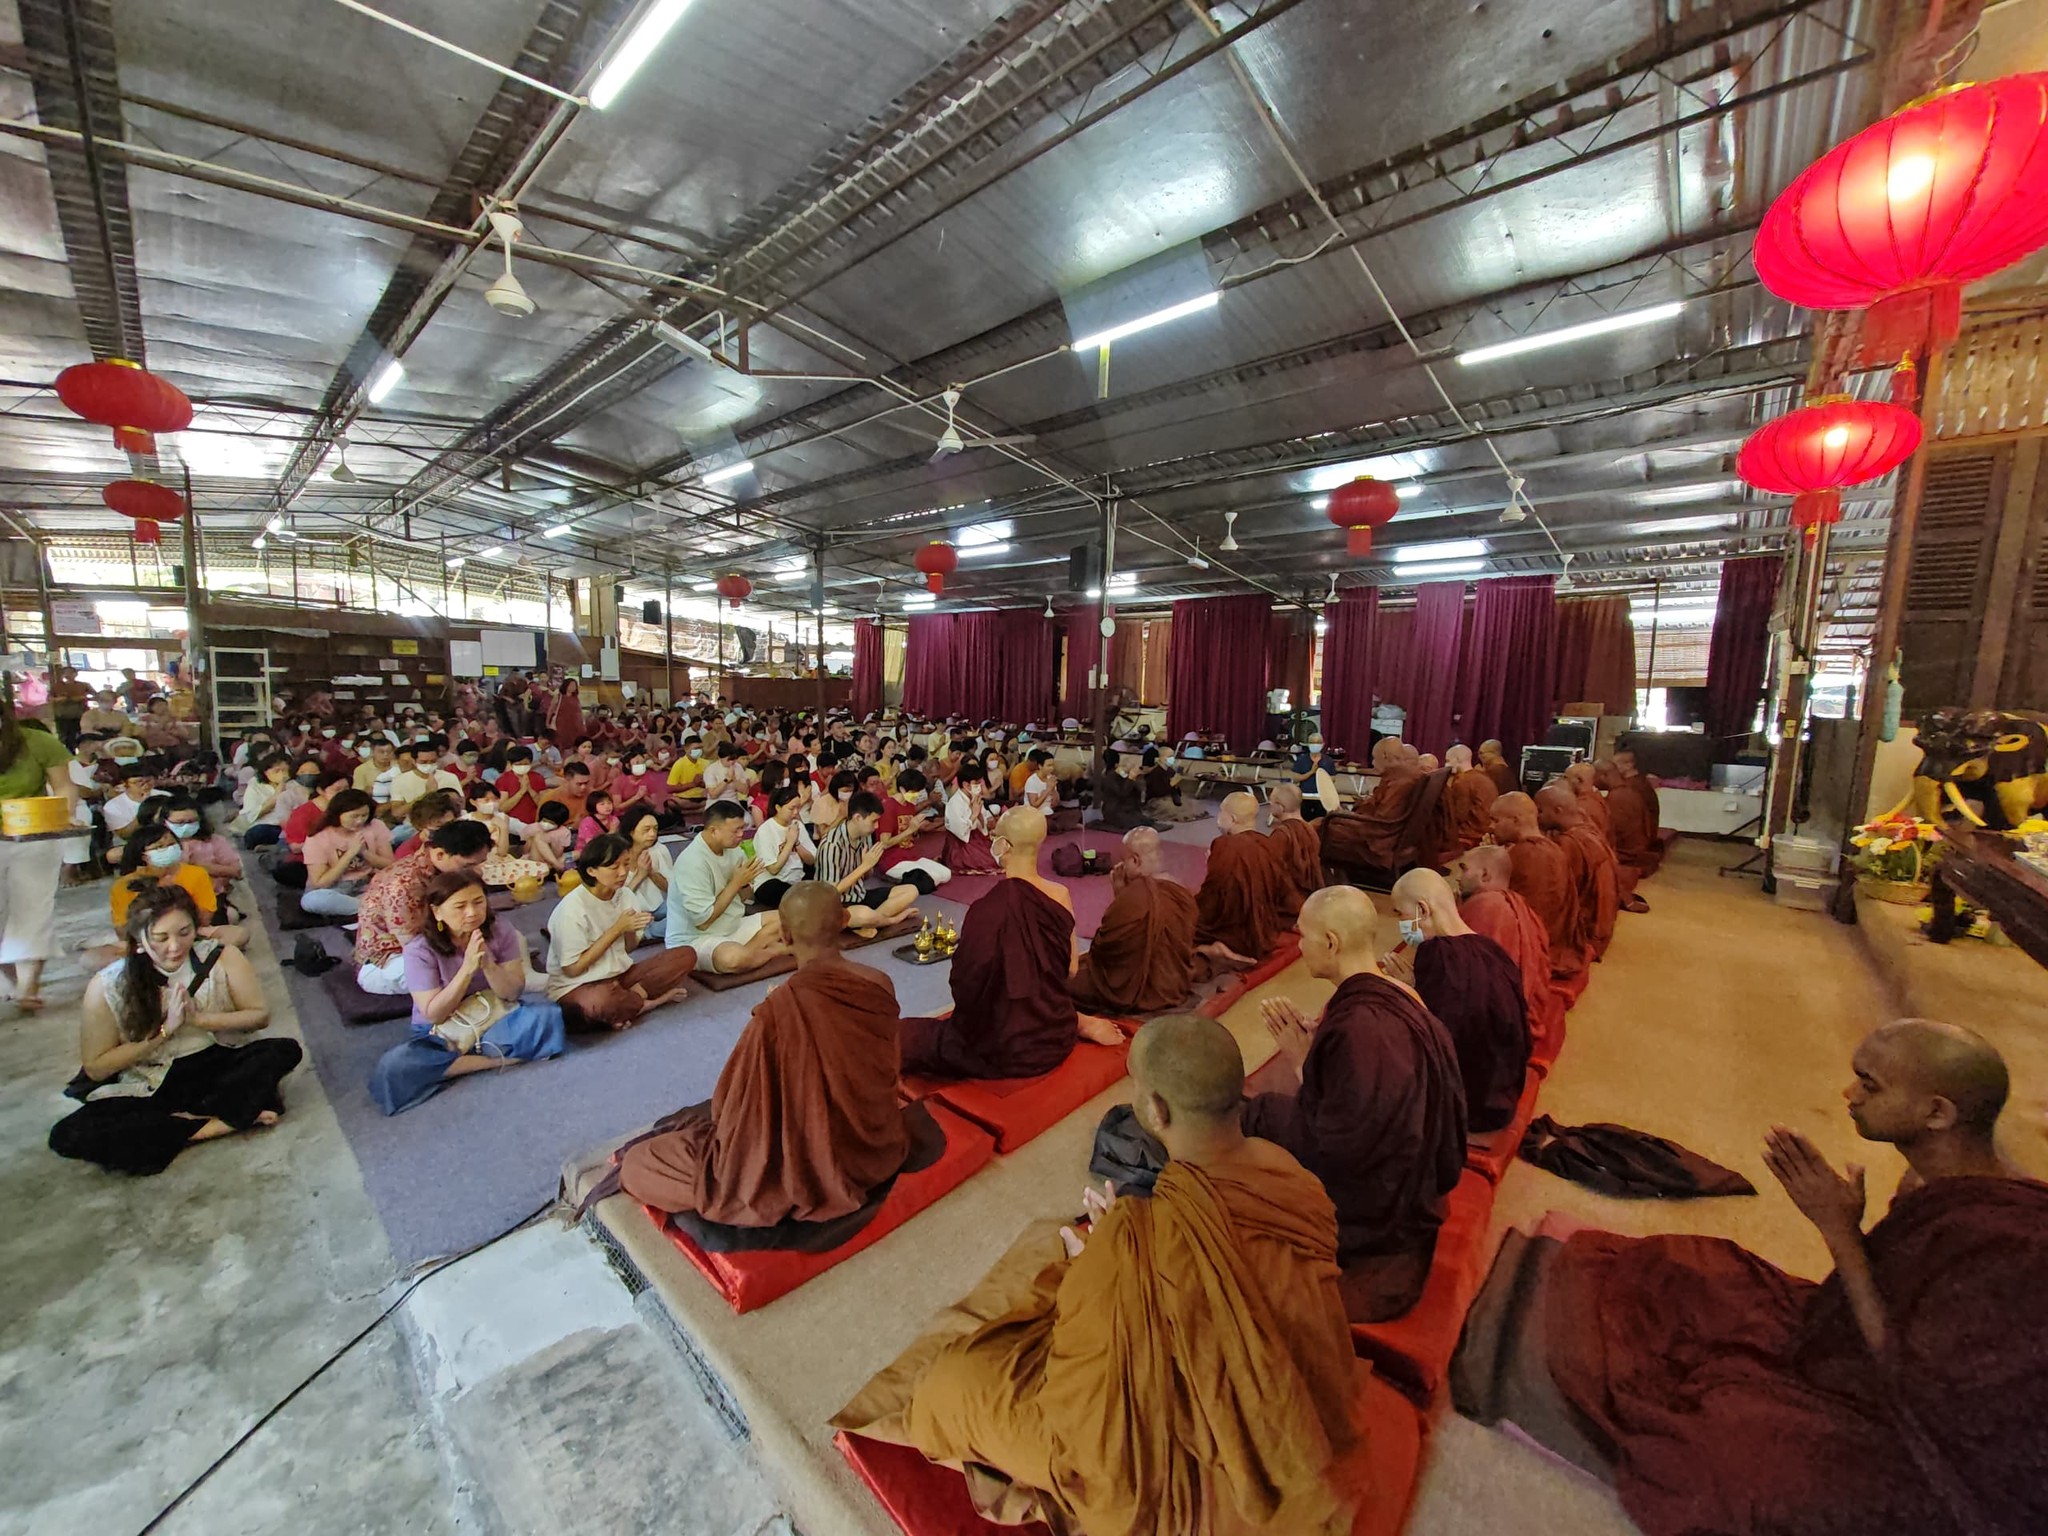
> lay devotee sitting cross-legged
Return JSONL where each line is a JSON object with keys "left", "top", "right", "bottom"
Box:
{"left": 1194, "top": 791, "right": 1288, "bottom": 964}
{"left": 1489, "top": 791, "right": 1588, "bottom": 999}
{"left": 1264, "top": 782, "right": 1323, "bottom": 921}
{"left": 1068, "top": 827, "right": 1251, "bottom": 1015}
{"left": 350, "top": 818, "right": 493, "bottom": 994}
{"left": 545, "top": 833, "right": 697, "bottom": 1032}
{"left": 1437, "top": 742, "right": 1499, "bottom": 860}
{"left": 814, "top": 790, "right": 923, "bottom": 936}
{"left": 900, "top": 806, "right": 1122, "bottom": 1081}
{"left": 1461, "top": 1019, "right": 2048, "bottom": 1536}
{"left": 664, "top": 801, "right": 788, "bottom": 974}
{"left": 1318, "top": 737, "right": 1428, "bottom": 873}
{"left": 616, "top": 882, "right": 914, "bottom": 1227}
{"left": 898, "top": 1013, "right": 1368, "bottom": 1536}
{"left": 1536, "top": 783, "right": 1618, "bottom": 963}
{"left": 1383, "top": 867, "right": 1530, "bottom": 1132}
{"left": 1247, "top": 886, "right": 1467, "bottom": 1321}
{"left": 1453, "top": 844, "right": 1564, "bottom": 1062}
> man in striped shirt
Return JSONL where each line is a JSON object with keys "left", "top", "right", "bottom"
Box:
{"left": 816, "top": 791, "right": 922, "bottom": 936}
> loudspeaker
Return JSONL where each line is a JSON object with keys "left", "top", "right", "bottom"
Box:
{"left": 613, "top": 583, "right": 625, "bottom": 604}
{"left": 641, "top": 599, "right": 663, "bottom": 624}
{"left": 171, "top": 563, "right": 186, "bottom": 586}
{"left": 1067, "top": 544, "right": 1100, "bottom": 592}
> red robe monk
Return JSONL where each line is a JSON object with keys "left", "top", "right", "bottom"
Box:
{"left": 1247, "top": 888, "right": 1466, "bottom": 1322}
{"left": 1490, "top": 792, "right": 1588, "bottom": 1002}
{"left": 1540, "top": 784, "right": 1617, "bottom": 962}
{"left": 1601, "top": 756, "right": 1664, "bottom": 875}
{"left": 1436, "top": 744, "right": 1499, "bottom": 860}
{"left": 1069, "top": 857, "right": 1199, "bottom": 1014}
{"left": 1478, "top": 738, "right": 1518, "bottom": 796}
{"left": 1320, "top": 740, "right": 1428, "bottom": 872}
{"left": 1568, "top": 761, "right": 1644, "bottom": 908}
{"left": 893, "top": 1015, "right": 1367, "bottom": 1536}
{"left": 1390, "top": 869, "right": 1530, "bottom": 1134}
{"left": 619, "top": 886, "right": 908, "bottom": 1224}
{"left": 1195, "top": 792, "right": 1290, "bottom": 961}
{"left": 1456, "top": 847, "right": 1567, "bottom": 1069}
{"left": 1265, "top": 783, "right": 1323, "bottom": 922}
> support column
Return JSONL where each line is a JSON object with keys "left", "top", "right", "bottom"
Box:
{"left": 180, "top": 468, "right": 210, "bottom": 750}
{"left": 663, "top": 566, "right": 675, "bottom": 706}
{"left": 1091, "top": 486, "right": 1117, "bottom": 777}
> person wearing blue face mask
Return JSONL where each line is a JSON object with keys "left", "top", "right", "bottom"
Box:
{"left": 112, "top": 823, "right": 248, "bottom": 950}
{"left": 1384, "top": 867, "right": 1529, "bottom": 1135}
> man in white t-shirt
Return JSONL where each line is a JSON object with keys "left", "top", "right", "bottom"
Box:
{"left": 665, "top": 802, "right": 788, "bottom": 973}
{"left": 1021, "top": 749, "right": 1058, "bottom": 810}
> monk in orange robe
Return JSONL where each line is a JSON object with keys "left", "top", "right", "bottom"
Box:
{"left": 1265, "top": 782, "right": 1323, "bottom": 921}
{"left": 901, "top": 807, "right": 1122, "bottom": 1080}
{"left": 1568, "top": 760, "right": 1645, "bottom": 910}
{"left": 1478, "top": 738, "right": 1518, "bottom": 796}
{"left": 1490, "top": 791, "right": 1588, "bottom": 1003}
{"left": 1195, "top": 791, "right": 1290, "bottom": 961}
{"left": 1070, "top": 828, "right": 1248, "bottom": 1014}
{"left": 1601, "top": 753, "right": 1667, "bottom": 876}
{"left": 1538, "top": 784, "right": 1618, "bottom": 962}
{"left": 1455, "top": 845, "right": 1566, "bottom": 1068}
{"left": 903, "top": 1014, "right": 1366, "bottom": 1536}
{"left": 618, "top": 883, "right": 909, "bottom": 1225}
{"left": 1436, "top": 742, "right": 1498, "bottom": 860}
{"left": 1320, "top": 738, "right": 1427, "bottom": 873}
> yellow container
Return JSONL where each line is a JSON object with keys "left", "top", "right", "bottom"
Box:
{"left": 1, "top": 797, "right": 71, "bottom": 836}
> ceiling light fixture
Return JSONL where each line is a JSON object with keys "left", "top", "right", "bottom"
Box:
{"left": 1187, "top": 539, "right": 1210, "bottom": 570}
{"left": 446, "top": 556, "right": 466, "bottom": 569}
{"left": 1070, "top": 290, "right": 1220, "bottom": 352}
{"left": 1391, "top": 538, "right": 1489, "bottom": 564}
{"left": 588, "top": 0, "right": 697, "bottom": 110}
{"left": 482, "top": 207, "right": 535, "bottom": 318}
{"left": 1631, "top": 605, "right": 1720, "bottom": 626}
{"left": 903, "top": 591, "right": 937, "bottom": 610}
{"left": 1457, "top": 301, "right": 1686, "bottom": 366}
{"left": 1219, "top": 511, "right": 1240, "bottom": 552}
{"left": 1394, "top": 558, "right": 1486, "bottom": 579}
{"left": 932, "top": 387, "right": 966, "bottom": 460}
{"left": 366, "top": 359, "right": 404, "bottom": 404}
{"left": 266, "top": 515, "right": 284, "bottom": 534}
{"left": 699, "top": 459, "right": 755, "bottom": 486}
{"left": 689, "top": 579, "right": 718, "bottom": 592}
{"left": 653, "top": 320, "right": 717, "bottom": 361}
{"left": 329, "top": 437, "right": 358, "bottom": 484}
{"left": 1397, "top": 484, "right": 1424, "bottom": 500}
{"left": 1628, "top": 512, "right": 1738, "bottom": 535}
{"left": 543, "top": 523, "right": 573, "bottom": 538}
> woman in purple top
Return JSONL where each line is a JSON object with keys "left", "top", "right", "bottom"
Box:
{"left": 367, "top": 869, "right": 566, "bottom": 1114}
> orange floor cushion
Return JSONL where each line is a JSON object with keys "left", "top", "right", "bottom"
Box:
{"left": 929, "top": 1038, "right": 1131, "bottom": 1154}
{"left": 1197, "top": 929, "right": 1303, "bottom": 1019}
{"left": 1464, "top": 1069, "right": 1544, "bottom": 1184}
{"left": 643, "top": 1101, "right": 996, "bottom": 1314}
{"left": 1349, "top": 1168, "right": 1501, "bottom": 1400}
{"left": 1349, "top": 1371, "right": 1431, "bottom": 1536}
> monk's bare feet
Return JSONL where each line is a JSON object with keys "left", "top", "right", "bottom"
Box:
{"left": 1078, "top": 1013, "right": 1126, "bottom": 1045}
{"left": 1195, "top": 941, "right": 1257, "bottom": 973}
{"left": 1623, "top": 895, "right": 1650, "bottom": 913}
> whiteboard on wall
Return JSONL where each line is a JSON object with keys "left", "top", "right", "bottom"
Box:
{"left": 480, "top": 629, "right": 537, "bottom": 668}
{"left": 448, "top": 641, "right": 485, "bottom": 678}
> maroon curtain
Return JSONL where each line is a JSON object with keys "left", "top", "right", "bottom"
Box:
{"left": 1267, "top": 609, "right": 1314, "bottom": 715}
{"left": 1166, "top": 593, "right": 1272, "bottom": 752}
{"left": 1551, "top": 598, "right": 1637, "bottom": 719}
{"left": 852, "top": 618, "right": 882, "bottom": 718}
{"left": 1705, "top": 554, "right": 1782, "bottom": 758}
{"left": 1454, "top": 576, "right": 1558, "bottom": 759}
{"left": 1402, "top": 582, "right": 1469, "bottom": 755}
{"left": 1318, "top": 587, "right": 1379, "bottom": 760}
{"left": 902, "top": 610, "right": 1056, "bottom": 722}
{"left": 1061, "top": 616, "right": 1099, "bottom": 721}
{"left": 1374, "top": 605, "right": 1417, "bottom": 716}
{"left": 901, "top": 613, "right": 950, "bottom": 717}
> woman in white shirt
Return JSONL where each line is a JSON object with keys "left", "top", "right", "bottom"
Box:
{"left": 544, "top": 832, "right": 695, "bottom": 1032}
{"left": 615, "top": 805, "right": 673, "bottom": 940}
{"left": 751, "top": 784, "right": 816, "bottom": 909}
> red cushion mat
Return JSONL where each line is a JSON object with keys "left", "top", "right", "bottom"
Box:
{"left": 1464, "top": 1069, "right": 1543, "bottom": 1185}
{"left": 929, "top": 1038, "right": 1131, "bottom": 1154}
{"left": 643, "top": 1100, "right": 996, "bottom": 1314}
{"left": 1349, "top": 1168, "right": 1500, "bottom": 1400}
{"left": 833, "top": 1369, "right": 1424, "bottom": 1536}
{"left": 1197, "top": 929, "right": 1303, "bottom": 1019}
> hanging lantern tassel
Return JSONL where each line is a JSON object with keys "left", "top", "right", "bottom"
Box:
{"left": 1790, "top": 489, "right": 1842, "bottom": 540}
{"left": 1890, "top": 354, "right": 1919, "bottom": 408}
{"left": 132, "top": 519, "right": 162, "bottom": 546}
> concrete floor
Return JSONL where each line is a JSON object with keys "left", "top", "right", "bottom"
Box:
{"left": 7, "top": 838, "right": 2041, "bottom": 1536}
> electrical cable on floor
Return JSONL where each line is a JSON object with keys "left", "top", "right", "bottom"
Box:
{"left": 130, "top": 1197, "right": 557, "bottom": 1536}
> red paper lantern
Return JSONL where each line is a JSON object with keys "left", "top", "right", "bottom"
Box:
{"left": 102, "top": 478, "right": 188, "bottom": 524}
{"left": 1325, "top": 476, "right": 1401, "bottom": 557}
{"left": 1737, "top": 397, "right": 1924, "bottom": 538}
{"left": 912, "top": 540, "right": 959, "bottom": 594}
{"left": 1755, "top": 75, "right": 2048, "bottom": 370}
{"left": 714, "top": 573, "right": 751, "bottom": 610}
{"left": 55, "top": 359, "right": 193, "bottom": 453}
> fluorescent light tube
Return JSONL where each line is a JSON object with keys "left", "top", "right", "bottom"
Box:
{"left": 903, "top": 593, "right": 936, "bottom": 609}
{"left": 543, "top": 523, "right": 573, "bottom": 538}
{"left": 1071, "top": 291, "right": 1220, "bottom": 352}
{"left": 1392, "top": 539, "right": 1488, "bottom": 564}
{"left": 366, "top": 359, "right": 404, "bottom": 403}
{"left": 1457, "top": 301, "right": 1685, "bottom": 366}
{"left": 1631, "top": 606, "right": 1719, "bottom": 625}
{"left": 446, "top": 555, "right": 466, "bottom": 569}
{"left": 588, "top": 0, "right": 696, "bottom": 110}
{"left": 959, "top": 541, "right": 1012, "bottom": 559}
{"left": 689, "top": 579, "right": 718, "bottom": 592}
{"left": 1628, "top": 513, "right": 1737, "bottom": 535}
{"left": 1393, "top": 559, "right": 1485, "bottom": 579}
{"left": 1396, "top": 484, "right": 1423, "bottom": 500}
{"left": 699, "top": 459, "right": 755, "bottom": 486}
{"left": 652, "top": 320, "right": 716, "bottom": 360}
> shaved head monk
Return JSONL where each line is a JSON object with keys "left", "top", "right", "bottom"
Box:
{"left": 1069, "top": 828, "right": 1235, "bottom": 1015}
{"left": 1455, "top": 845, "right": 1564, "bottom": 1067}
{"left": 1320, "top": 738, "right": 1428, "bottom": 874}
{"left": 904, "top": 1013, "right": 1367, "bottom": 1535}
{"left": 1472, "top": 1020, "right": 2048, "bottom": 1536}
{"left": 1247, "top": 886, "right": 1466, "bottom": 1321}
{"left": 1194, "top": 792, "right": 1289, "bottom": 963}
{"left": 1537, "top": 783, "right": 1618, "bottom": 963}
{"left": 1265, "top": 782, "right": 1323, "bottom": 921}
{"left": 1597, "top": 756, "right": 1663, "bottom": 878}
{"left": 901, "top": 806, "right": 1120, "bottom": 1080}
{"left": 1490, "top": 791, "right": 1588, "bottom": 1003}
{"left": 1390, "top": 868, "right": 1530, "bottom": 1132}
{"left": 1566, "top": 759, "right": 1645, "bottom": 911}
{"left": 1477, "top": 738, "right": 1517, "bottom": 796}
{"left": 1437, "top": 742, "right": 1499, "bottom": 860}
{"left": 616, "top": 883, "right": 909, "bottom": 1227}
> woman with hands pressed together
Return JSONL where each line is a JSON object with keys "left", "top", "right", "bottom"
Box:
{"left": 300, "top": 788, "right": 393, "bottom": 915}
{"left": 616, "top": 804, "right": 673, "bottom": 941}
{"left": 51, "top": 887, "right": 299, "bottom": 1174}
{"left": 544, "top": 832, "right": 697, "bottom": 1032}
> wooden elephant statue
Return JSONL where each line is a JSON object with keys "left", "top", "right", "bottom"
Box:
{"left": 1909, "top": 708, "right": 2048, "bottom": 828}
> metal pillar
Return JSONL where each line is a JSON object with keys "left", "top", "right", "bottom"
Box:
{"left": 1091, "top": 485, "right": 1117, "bottom": 776}
{"left": 180, "top": 467, "right": 210, "bottom": 749}
{"left": 813, "top": 535, "right": 827, "bottom": 718}
{"left": 663, "top": 566, "right": 674, "bottom": 705}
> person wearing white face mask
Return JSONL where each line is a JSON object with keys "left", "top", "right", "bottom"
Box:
{"left": 51, "top": 885, "right": 295, "bottom": 1174}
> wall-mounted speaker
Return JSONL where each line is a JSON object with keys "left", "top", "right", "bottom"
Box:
{"left": 1067, "top": 544, "right": 1100, "bottom": 592}
{"left": 642, "top": 599, "right": 663, "bottom": 624}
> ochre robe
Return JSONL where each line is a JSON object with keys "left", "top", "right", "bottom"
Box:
{"left": 1461, "top": 888, "right": 1566, "bottom": 1068}
{"left": 1481, "top": 755, "right": 1517, "bottom": 796}
{"left": 1069, "top": 872, "right": 1198, "bottom": 1015}
{"left": 1506, "top": 836, "right": 1587, "bottom": 1000}
{"left": 1607, "top": 776, "right": 1662, "bottom": 875}
{"left": 1268, "top": 816, "right": 1323, "bottom": 922}
{"left": 1554, "top": 824, "right": 1618, "bottom": 961}
{"left": 1195, "top": 830, "right": 1289, "bottom": 959}
{"left": 1437, "top": 768, "right": 1499, "bottom": 860}
{"left": 1243, "top": 971, "right": 1466, "bottom": 1320}
{"left": 901, "top": 878, "right": 1077, "bottom": 1080}
{"left": 906, "top": 1151, "right": 1365, "bottom": 1536}
{"left": 1412, "top": 932, "right": 1530, "bottom": 1133}
{"left": 619, "top": 956, "right": 908, "bottom": 1224}
{"left": 1574, "top": 785, "right": 1611, "bottom": 839}
{"left": 1319, "top": 767, "right": 1424, "bottom": 872}
{"left": 1544, "top": 1176, "right": 2048, "bottom": 1536}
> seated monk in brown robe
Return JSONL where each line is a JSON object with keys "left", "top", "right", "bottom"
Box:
{"left": 1264, "top": 782, "right": 1323, "bottom": 921}
{"left": 901, "top": 806, "right": 1122, "bottom": 1080}
{"left": 1385, "top": 868, "right": 1529, "bottom": 1133}
{"left": 618, "top": 882, "right": 910, "bottom": 1224}
{"left": 1478, "top": 737, "right": 1518, "bottom": 796}
{"left": 1194, "top": 791, "right": 1289, "bottom": 962}
{"left": 1436, "top": 742, "right": 1499, "bottom": 861}
{"left": 1248, "top": 887, "right": 1466, "bottom": 1322}
{"left": 1458, "top": 1020, "right": 2048, "bottom": 1536}
{"left": 1320, "top": 738, "right": 1427, "bottom": 872}
{"left": 1568, "top": 760, "right": 1646, "bottom": 912}
{"left": 1538, "top": 783, "right": 1618, "bottom": 962}
{"left": 1490, "top": 791, "right": 1589, "bottom": 1004}
{"left": 1070, "top": 828, "right": 1250, "bottom": 1015}
{"left": 1454, "top": 845, "right": 1565, "bottom": 1063}
{"left": 1599, "top": 754, "right": 1665, "bottom": 877}
{"left": 902, "top": 1014, "right": 1367, "bottom": 1536}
